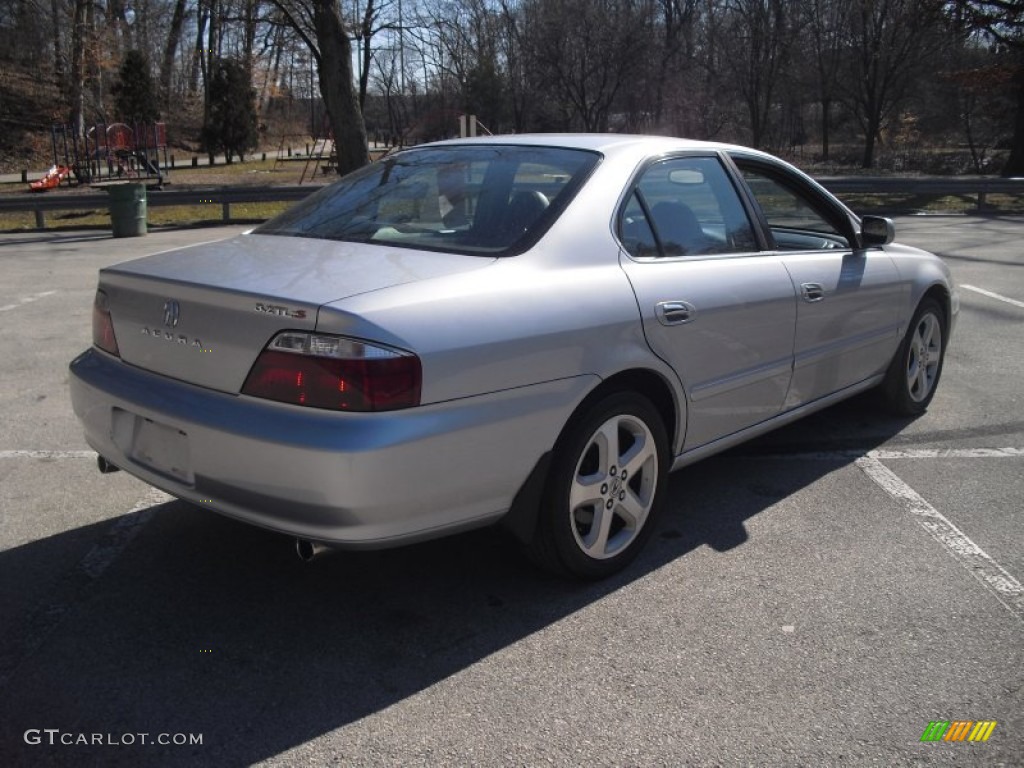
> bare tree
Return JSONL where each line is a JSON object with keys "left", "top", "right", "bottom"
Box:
{"left": 954, "top": 0, "right": 1024, "bottom": 176}
{"left": 716, "top": 0, "right": 797, "bottom": 149}
{"left": 652, "top": 0, "right": 700, "bottom": 127}
{"left": 801, "top": 0, "right": 849, "bottom": 160}
{"left": 159, "top": 0, "right": 189, "bottom": 106}
{"left": 844, "top": 0, "right": 946, "bottom": 168}
{"left": 51, "top": 0, "right": 65, "bottom": 86}
{"left": 273, "top": 0, "right": 369, "bottom": 173}
{"left": 521, "top": 0, "right": 649, "bottom": 132}
{"left": 69, "top": 0, "right": 89, "bottom": 135}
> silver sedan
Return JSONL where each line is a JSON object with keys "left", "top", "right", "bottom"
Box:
{"left": 69, "top": 134, "right": 957, "bottom": 578}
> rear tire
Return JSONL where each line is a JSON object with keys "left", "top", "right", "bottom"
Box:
{"left": 528, "top": 392, "right": 670, "bottom": 579}
{"left": 881, "top": 297, "right": 947, "bottom": 416}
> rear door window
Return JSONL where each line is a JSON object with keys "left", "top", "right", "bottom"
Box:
{"left": 618, "top": 155, "right": 758, "bottom": 258}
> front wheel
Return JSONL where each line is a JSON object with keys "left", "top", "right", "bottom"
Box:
{"left": 881, "top": 297, "right": 947, "bottom": 416}
{"left": 529, "top": 392, "right": 670, "bottom": 579}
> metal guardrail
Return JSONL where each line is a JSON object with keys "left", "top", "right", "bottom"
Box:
{"left": 820, "top": 176, "right": 1024, "bottom": 212}
{"left": 819, "top": 176, "right": 1024, "bottom": 195}
{"left": 0, "top": 185, "right": 317, "bottom": 229}
{"left": 0, "top": 177, "right": 1021, "bottom": 230}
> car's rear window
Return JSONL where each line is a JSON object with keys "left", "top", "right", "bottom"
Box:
{"left": 255, "top": 145, "right": 601, "bottom": 256}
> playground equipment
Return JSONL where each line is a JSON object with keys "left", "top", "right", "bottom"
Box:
{"left": 299, "top": 117, "right": 336, "bottom": 184}
{"left": 29, "top": 165, "right": 72, "bottom": 192}
{"left": 31, "top": 122, "right": 169, "bottom": 191}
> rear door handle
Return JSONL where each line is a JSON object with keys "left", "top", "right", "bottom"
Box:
{"left": 656, "top": 301, "right": 697, "bottom": 326}
{"left": 801, "top": 283, "right": 825, "bottom": 302}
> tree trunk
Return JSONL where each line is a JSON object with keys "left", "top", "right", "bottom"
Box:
{"left": 244, "top": 0, "right": 259, "bottom": 76}
{"left": 85, "top": 0, "right": 100, "bottom": 115}
{"left": 51, "top": 0, "right": 64, "bottom": 89}
{"left": 820, "top": 97, "right": 831, "bottom": 162}
{"left": 312, "top": 0, "right": 369, "bottom": 175}
{"left": 190, "top": 10, "right": 208, "bottom": 96}
{"left": 261, "top": 24, "right": 284, "bottom": 112}
{"left": 1002, "top": 63, "right": 1024, "bottom": 177}
{"left": 862, "top": 116, "right": 878, "bottom": 169}
{"left": 357, "top": 0, "right": 375, "bottom": 110}
{"left": 204, "top": 0, "right": 221, "bottom": 163}
{"left": 160, "top": 0, "right": 188, "bottom": 106}
{"left": 69, "top": 0, "right": 88, "bottom": 137}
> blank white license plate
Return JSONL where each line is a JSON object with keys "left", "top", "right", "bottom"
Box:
{"left": 127, "top": 415, "right": 193, "bottom": 484}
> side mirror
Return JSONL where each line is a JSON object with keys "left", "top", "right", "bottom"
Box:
{"left": 860, "top": 215, "right": 895, "bottom": 246}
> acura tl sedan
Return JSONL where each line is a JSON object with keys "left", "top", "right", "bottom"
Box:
{"left": 70, "top": 135, "right": 957, "bottom": 578}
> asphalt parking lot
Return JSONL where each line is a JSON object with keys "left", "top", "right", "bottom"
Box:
{"left": 0, "top": 216, "right": 1021, "bottom": 766}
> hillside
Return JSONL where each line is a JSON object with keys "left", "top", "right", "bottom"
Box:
{"left": 0, "top": 67, "right": 64, "bottom": 173}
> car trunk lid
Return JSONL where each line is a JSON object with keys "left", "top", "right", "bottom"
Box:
{"left": 100, "top": 233, "right": 494, "bottom": 393}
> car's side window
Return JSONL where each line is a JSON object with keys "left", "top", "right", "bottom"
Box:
{"left": 738, "top": 166, "right": 851, "bottom": 251}
{"left": 620, "top": 192, "right": 660, "bottom": 257}
{"left": 618, "top": 156, "right": 758, "bottom": 258}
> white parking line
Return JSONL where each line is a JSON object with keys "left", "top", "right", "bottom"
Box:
{"left": 744, "top": 448, "right": 1024, "bottom": 461}
{"left": 0, "top": 290, "right": 57, "bottom": 312}
{"left": 856, "top": 456, "right": 1024, "bottom": 623}
{"left": 960, "top": 284, "right": 1024, "bottom": 309}
{"left": 0, "top": 450, "right": 96, "bottom": 459}
{"left": 867, "top": 448, "right": 1024, "bottom": 459}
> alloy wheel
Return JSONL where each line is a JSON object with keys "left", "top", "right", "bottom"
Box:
{"left": 568, "top": 414, "right": 658, "bottom": 559}
{"left": 906, "top": 312, "right": 942, "bottom": 403}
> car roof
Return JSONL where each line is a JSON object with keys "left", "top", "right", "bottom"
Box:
{"left": 426, "top": 133, "right": 774, "bottom": 161}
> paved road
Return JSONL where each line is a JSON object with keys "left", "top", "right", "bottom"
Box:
{"left": 0, "top": 218, "right": 1021, "bottom": 766}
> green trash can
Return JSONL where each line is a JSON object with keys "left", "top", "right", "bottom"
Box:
{"left": 107, "top": 183, "right": 147, "bottom": 237}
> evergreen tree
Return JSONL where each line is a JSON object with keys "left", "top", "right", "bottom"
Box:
{"left": 201, "top": 59, "right": 259, "bottom": 164}
{"left": 113, "top": 50, "right": 160, "bottom": 124}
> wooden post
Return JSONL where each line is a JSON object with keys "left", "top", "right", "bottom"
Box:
{"left": 222, "top": 202, "right": 230, "bottom": 221}
{"left": 34, "top": 210, "right": 46, "bottom": 229}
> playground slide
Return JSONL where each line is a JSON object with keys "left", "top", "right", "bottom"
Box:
{"left": 29, "top": 165, "right": 71, "bottom": 192}
{"left": 132, "top": 151, "right": 162, "bottom": 178}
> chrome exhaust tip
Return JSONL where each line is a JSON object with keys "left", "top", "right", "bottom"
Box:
{"left": 97, "top": 455, "right": 120, "bottom": 474}
{"left": 295, "top": 538, "right": 334, "bottom": 562}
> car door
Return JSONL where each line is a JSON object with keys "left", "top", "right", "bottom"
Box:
{"left": 617, "top": 154, "right": 797, "bottom": 452}
{"left": 731, "top": 156, "right": 902, "bottom": 408}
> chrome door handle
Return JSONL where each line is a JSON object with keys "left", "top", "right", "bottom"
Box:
{"left": 656, "top": 301, "right": 697, "bottom": 326}
{"left": 801, "top": 283, "right": 825, "bottom": 302}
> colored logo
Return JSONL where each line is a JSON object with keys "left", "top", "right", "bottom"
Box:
{"left": 920, "top": 721, "right": 997, "bottom": 742}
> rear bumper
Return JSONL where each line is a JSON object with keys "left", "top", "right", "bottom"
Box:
{"left": 69, "top": 348, "right": 594, "bottom": 547}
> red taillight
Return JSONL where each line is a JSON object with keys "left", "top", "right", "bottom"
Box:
{"left": 92, "top": 290, "right": 120, "bottom": 356}
{"left": 241, "top": 333, "right": 421, "bottom": 412}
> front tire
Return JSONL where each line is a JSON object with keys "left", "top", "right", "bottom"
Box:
{"left": 881, "top": 297, "right": 947, "bottom": 416}
{"left": 529, "top": 392, "right": 670, "bottom": 579}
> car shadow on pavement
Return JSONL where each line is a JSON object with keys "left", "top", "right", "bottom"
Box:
{"left": 0, "top": 396, "right": 917, "bottom": 767}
